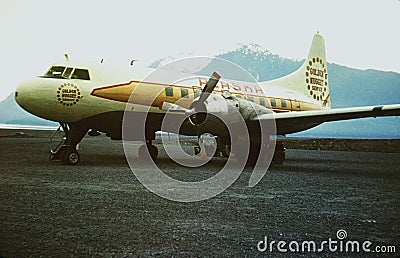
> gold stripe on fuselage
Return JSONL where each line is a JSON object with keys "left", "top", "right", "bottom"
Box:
{"left": 91, "top": 80, "right": 321, "bottom": 112}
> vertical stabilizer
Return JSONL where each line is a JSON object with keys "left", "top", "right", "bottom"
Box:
{"left": 264, "top": 33, "right": 330, "bottom": 109}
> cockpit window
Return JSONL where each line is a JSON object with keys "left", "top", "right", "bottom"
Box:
{"left": 45, "top": 66, "right": 66, "bottom": 78}
{"left": 71, "top": 69, "right": 90, "bottom": 80}
{"left": 63, "top": 67, "right": 74, "bottom": 78}
{"left": 43, "top": 66, "right": 90, "bottom": 80}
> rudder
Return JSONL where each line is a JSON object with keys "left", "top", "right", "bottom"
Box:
{"left": 264, "top": 33, "right": 331, "bottom": 109}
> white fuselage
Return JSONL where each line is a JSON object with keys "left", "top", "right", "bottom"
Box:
{"left": 15, "top": 61, "right": 323, "bottom": 124}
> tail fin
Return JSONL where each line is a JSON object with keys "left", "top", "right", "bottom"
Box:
{"left": 265, "top": 33, "right": 331, "bottom": 109}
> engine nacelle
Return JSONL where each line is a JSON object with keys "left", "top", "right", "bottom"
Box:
{"left": 189, "top": 93, "right": 272, "bottom": 143}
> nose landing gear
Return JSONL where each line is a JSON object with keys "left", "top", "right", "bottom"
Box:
{"left": 49, "top": 140, "right": 81, "bottom": 165}
{"left": 49, "top": 123, "right": 88, "bottom": 165}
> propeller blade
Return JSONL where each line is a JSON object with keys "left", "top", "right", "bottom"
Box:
{"left": 198, "top": 72, "right": 221, "bottom": 103}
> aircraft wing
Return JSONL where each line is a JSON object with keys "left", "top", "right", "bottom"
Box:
{"left": 253, "top": 104, "right": 400, "bottom": 135}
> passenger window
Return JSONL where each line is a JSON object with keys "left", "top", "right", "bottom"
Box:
{"left": 72, "top": 69, "right": 90, "bottom": 80}
{"left": 259, "top": 98, "right": 265, "bottom": 106}
{"left": 281, "top": 100, "right": 287, "bottom": 108}
{"left": 194, "top": 90, "right": 201, "bottom": 98}
{"left": 247, "top": 96, "right": 254, "bottom": 102}
{"left": 165, "top": 87, "right": 174, "bottom": 97}
{"left": 270, "top": 98, "right": 276, "bottom": 107}
{"left": 235, "top": 95, "right": 242, "bottom": 99}
{"left": 181, "top": 88, "right": 189, "bottom": 98}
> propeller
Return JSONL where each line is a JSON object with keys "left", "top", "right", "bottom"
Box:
{"left": 160, "top": 71, "right": 221, "bottom": 125}
{"left": 198, "top": 71, "right": 221, "bottom": 103}
{"left": 189, "top": 72, "right": 220, "bottom": 125}
{"left": 160, "top": 72, "right": 221, "bottom": 159}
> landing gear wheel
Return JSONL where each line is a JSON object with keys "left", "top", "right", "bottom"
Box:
{"left": 148, "top": 145, "right": 158, "bottom": 160}
{"left": 61, "top": 148, "right": 80, "bottom": 165}
{"left": 138, "top": 144, "right": 158, "bottom": 161}
{"left": 272, "top": 142, "right": 285, "bottom": 164}
{"left": 49, "top": 123, "right": 88, "bottom": 165}
{"left": 246, "top": 150, "right": 258, "bottom": 167}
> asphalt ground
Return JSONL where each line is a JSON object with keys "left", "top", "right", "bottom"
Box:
{"left": 0, "top": 136, "right": 399, "bottom": 257}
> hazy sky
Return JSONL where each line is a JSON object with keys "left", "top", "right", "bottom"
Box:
{"left": 0, "top": 0, "right": 399, "bottom": 100}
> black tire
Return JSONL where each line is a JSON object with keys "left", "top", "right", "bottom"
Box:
{"left": 138, "top": 144, "right": 158, "bottom": 161}
{"left": 61, "top": 149, "right": 80, "bottom": 165}
{"left": 148, "top": 145, "right": 158, "bottom": 160}
{"left": 272, "top": 144, "right": 285, "bottom": 164}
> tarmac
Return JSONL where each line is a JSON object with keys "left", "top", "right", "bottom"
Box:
{"left": 0, "top": 135, "right": 399, "bottom": 256}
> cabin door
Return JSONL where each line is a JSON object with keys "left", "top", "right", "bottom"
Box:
{"left": 287, "top": 92, "right": 301, "bottom": 111}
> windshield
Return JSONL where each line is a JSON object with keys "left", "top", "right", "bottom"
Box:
{"left": 44, "top": 66, "right": 66, "bottom": 78}
{"left": 43, "top": 66, "right": 90, "bottom": 80}
{"left": 71, "top": 68, "right": 90, "bottom": 80}
{"left": 63, "top": 67, "right": 73, "bottom": 78}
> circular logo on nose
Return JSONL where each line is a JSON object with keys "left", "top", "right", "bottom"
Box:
{"left": 57, "top": 83, "right": 81, "bottom": 106}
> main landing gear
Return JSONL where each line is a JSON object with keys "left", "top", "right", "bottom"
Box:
{"left": 246, "top": 139, "right": 286, "bottom": 165}
{"left": 138, "top": 131, "right": 158, "bottom": 160}
{"left": 49, "top": 123, "right": 88, "bottom": 165}
{"left": 193, "top": 139, "right": 286, "bottom": 165}
{"left": 138, "top": 139, "right": 158, "bottom": 160}
{"left": 272, "top": 141, "right": 285, "bottom": 164}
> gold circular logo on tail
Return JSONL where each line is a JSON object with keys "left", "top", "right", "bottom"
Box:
{"left": 306, "top": 57, "right": 328, "bottom": 101}
{"left": 57, "top": 83, "right": 81, "bottom": 106}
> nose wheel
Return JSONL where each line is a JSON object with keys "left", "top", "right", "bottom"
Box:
{"left": 50, "top": 145, "right": 80, "bottom": 165}
{"left": 60, "top": 147, "right": 80, "bottom": 165}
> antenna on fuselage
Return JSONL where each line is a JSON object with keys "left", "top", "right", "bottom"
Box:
{"left": 130, "top": 59, "right": 137, "bottom": 66}
{"left": 100, "top": 58, "right": 104, "bottom": 64}
{"left": 64, "top": 53, "right": 70, "bottom": 62}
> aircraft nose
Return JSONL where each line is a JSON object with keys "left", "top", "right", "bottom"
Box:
{"left": 14, "top": 79, "right": 29, "bottom": 109}
{"left": 14, "top": 77, "right": 79, "bottom": 123}
{"left": 14, "top": 77, "right": 47, "bottom": 117}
